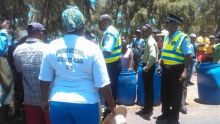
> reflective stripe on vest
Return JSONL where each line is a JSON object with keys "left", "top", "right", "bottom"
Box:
{"left": 100, "top": 31, "right": 122, "bottom": 63}
{"left": 161, "top": 32, "right": 186, "bottom": 65}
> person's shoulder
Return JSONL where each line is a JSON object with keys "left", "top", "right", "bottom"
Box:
{"left": 0, "top": 32, "right": 7, "bottom": 41}
{"left": 49, "top": 37, "right": 63, "bottom": 46}
{"left": 13, "top": 43, "right": 25, "bottom": 55}
{"left": 104, "top": 25, "right": 119, "bottom": 36}
{"left": 149, "top": 36, "right": 156, "bottom": 43}
{"left": 76, "top": 36, "right": 98, "bottom": 48}
{"left": 77, "top": 36, "right": 89, "bottom": 42}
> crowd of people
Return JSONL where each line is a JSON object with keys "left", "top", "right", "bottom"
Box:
{"left": 0, "top": 4, "right": 220, "bottom": 124}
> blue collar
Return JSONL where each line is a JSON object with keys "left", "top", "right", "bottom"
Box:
{"left": 167, "top": 29, "right": 180, "bottom": 43}
{"left": 169, "top": 29, "right": 179, "bottom": 38}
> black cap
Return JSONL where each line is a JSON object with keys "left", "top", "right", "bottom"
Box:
{"left": 164, "top": 13, "right": 183, "bottom": 24}
{"left": 153, "top": 29, "right": 161, "bottom": 33}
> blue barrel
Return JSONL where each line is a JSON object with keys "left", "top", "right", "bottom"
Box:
{"left": 197, "top": 62, "right": 220, "bottom": 104}
{"left": 137, "top": 63, "right": 145, "bottom": 106}
{"left": 117, "top": 70, "right": 136, "bottom": 105}
{"left": 137, "top": 64, "right": 161, "bottom": 106}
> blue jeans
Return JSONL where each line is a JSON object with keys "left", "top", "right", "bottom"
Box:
{"left": 50, "top": 102, "right": 100, "bottom": 124}
{"left": 187, "top": 59, "right": 197, "bottom": 83}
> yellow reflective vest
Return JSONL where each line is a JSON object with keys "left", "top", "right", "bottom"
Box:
{"left": 161, "top": 31, "right": 187, "bottom": 65}
{"left": 100, "top": 26, "right": 122, "bottom": 64}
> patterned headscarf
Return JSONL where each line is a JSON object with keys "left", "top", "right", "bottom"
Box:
{"left": 62, "top": 6, "right": 85, "bottom": 32}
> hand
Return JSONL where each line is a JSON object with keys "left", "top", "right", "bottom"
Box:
{"left": 179, "top": 70, "right": 187, "bottom": 81}
{"left": 143, "top": 66, "right": 149, "bottom": 72}
{"left": 41, "top": 101, "right": 49, "bottom": 112}
{"left": 109, "top": 105, "right": 116, "bottom": 115}
{"left": 157, "top": 65, "right": 162, "bottom": 75}
{"left": 128, "top": 67, "right": 133, "bottom": 71}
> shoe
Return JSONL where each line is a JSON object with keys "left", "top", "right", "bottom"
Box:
{"left": 135, "top": 109, "right": 147, "bottom": 115}
{"left": 157, "top": 114, "right": 169, "bottom": 120}
{"left": 143, "top": 111, "right": 153, "bottom": 120}
{"left": 180, "top": 107, "right": 187, "bottom": 114}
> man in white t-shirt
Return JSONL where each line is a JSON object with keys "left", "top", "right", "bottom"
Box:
{"left": 39, "top": 6, "right": 116, "bottom": 124}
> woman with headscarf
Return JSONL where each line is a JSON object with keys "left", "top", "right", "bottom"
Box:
{"left": 39, "top": 6, "right": 116, "bottom": 124}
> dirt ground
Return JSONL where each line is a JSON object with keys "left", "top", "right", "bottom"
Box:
{"left": 125, "top": 75, "right": 220, "bottom": 124}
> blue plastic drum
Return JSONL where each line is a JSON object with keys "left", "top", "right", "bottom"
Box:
{"left": 117, "top": 70, "right": 136, "bottom": 105}
{"left": 137, "top": 64, "right": 161, "bottom": 106}
{"left": 197, "top": 62, "right": 220, "bottom": 104}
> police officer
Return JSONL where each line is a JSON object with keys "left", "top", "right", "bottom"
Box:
{"left": 99, "top": 14, "right": 122, "bottom": 102}
{"left": 157, "top": 14, "right": 192, "bottom": 123}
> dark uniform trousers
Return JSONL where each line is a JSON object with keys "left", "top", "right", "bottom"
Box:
{"left": 142, "top": 63, "right": 155, "bottom": 112}
{"left": 106, "top": 59, "right": 121, "bottom": 102}
{"left": 161, "top": 64, "right": 184, "bottom": 119}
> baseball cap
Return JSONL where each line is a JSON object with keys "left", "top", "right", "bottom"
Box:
{"left": 157, "top": 29, "right": 169, "bottom": 36}
{"left": 145, "top": 24, "right": 153, "bottom": 30}
{"left": 209, "top": 35, "right": 215, "bottom": 39}
{"left": 135, "top": 29, "right": 142, "bottom": 34}
{"left": 153, "top": 29, "right": 161, "bottom": 33}
{"left": 189, "top": 33, "right": 197, "bottom": 38}
{"left": 27, "top": 22, "right": 46, "bottom": 32}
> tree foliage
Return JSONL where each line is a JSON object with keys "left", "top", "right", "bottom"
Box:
{"left": 0, "top": 0, "right": 219, "bottom": 37}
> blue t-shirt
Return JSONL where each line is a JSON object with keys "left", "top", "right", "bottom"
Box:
{"left": 0, "top": 30, "right": 9, "bottom": 56}
{"left": 101, "top": 25, "right": 121, "bottom": 58}
{"left": 39, "top": 34, "right": 110, "bottom": 104}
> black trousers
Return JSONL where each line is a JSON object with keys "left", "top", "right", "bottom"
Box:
{"left": 181, "top": 78, "right": 187, "bottom": 109}
{"left": 161, "top": 64, "right": 184, "bottom": 119}
{"left": 142, "top": 63, "right": 155, "bottom": 112}
{"left": 106, "top": 60, "right": 121, "bottom": 102}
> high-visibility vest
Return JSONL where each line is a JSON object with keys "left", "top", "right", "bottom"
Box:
{"left": 161, "top": 31, "right": 187, "bottom": 65}
{"left": 100, "top": 26, "right": 122, "bottom": 64}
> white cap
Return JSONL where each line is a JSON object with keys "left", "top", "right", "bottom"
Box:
{"left": 156, "top": 29, "right": 169, "bottom": 36}
{"left": 209, "top": 35, "right": 215, "bottom": 38}
{"left": 190, "top": 33, "right": 196, "bottom": 38}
